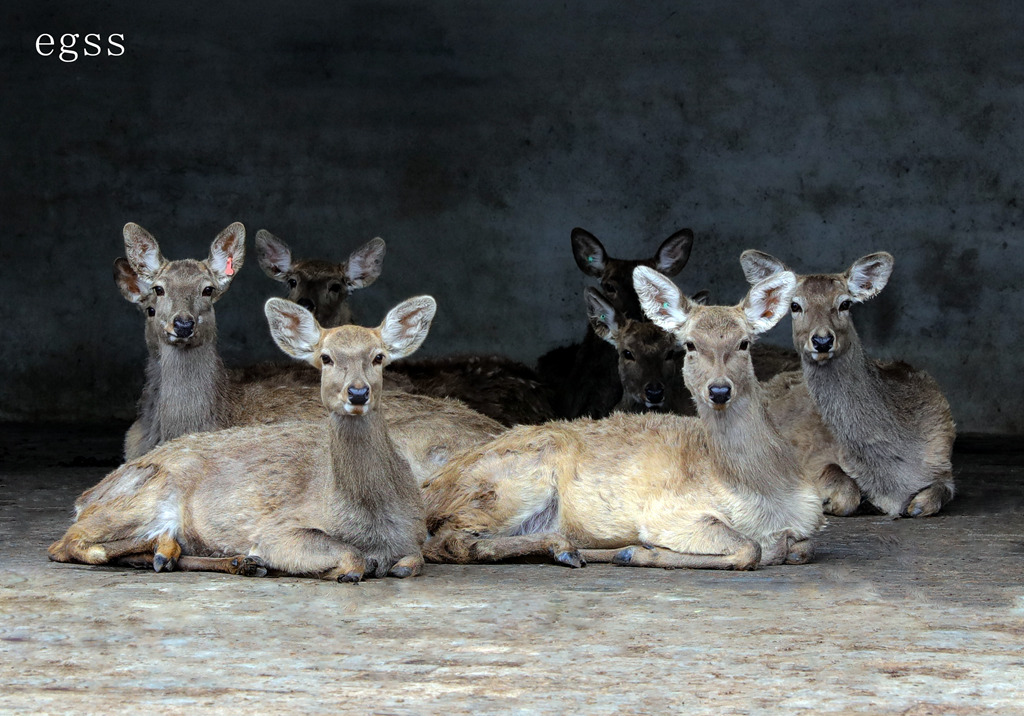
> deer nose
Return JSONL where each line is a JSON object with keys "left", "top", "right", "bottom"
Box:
{"left": 708, "top": 384, "right": 731, "bottom": 405}
{"left": 172, "top": 317, "right": 195, "bottom": 338}
{"left": 811, "top": 334, "right": 834, "bottom": 353}
{"left": 297, "top": 298, "right": 316, "bottom": 313}
{"left": 347, "top": 386, "right": 370, "bottom": 405}
{"left": 644, "top": 383, "right": 665, "bottom": 404}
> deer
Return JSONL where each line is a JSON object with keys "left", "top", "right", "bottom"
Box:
{"left": 584, "top": 287, "right": 692, "bottom": 415}
{"left": 48, "top": 296, "right": 440, "bottom": 582}
{"left": 422, "top": 266, "right": 824, "bottom": 571}
{"left": 536, "top": 226, "right": 697, "bottom": 419}
{"left": 741, "top": 250, "right": 955, "bottom": 517}
{"left": 255, "top": 229, "right": 386, "bottom": 328}
{"left": 116, "top": 222, "right": 327, "bottom": 460}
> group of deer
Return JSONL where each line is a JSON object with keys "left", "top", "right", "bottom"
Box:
{"left": 49, "top": 220, "right": 955, "bottom": 581}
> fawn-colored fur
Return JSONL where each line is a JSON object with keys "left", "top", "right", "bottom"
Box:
{"left": 537, "top": 227, "right": 696, "bottom": 419}
{"left": 116, "top": 222, "right": 325, "bottom": 460}
{"left": 423, "top": 267, "right": 823, "bottom": 570}
{"left": 585, "top": 287, "right": 692, "bottom": 415}
{"left": 49, "top": 297, "right": 440, "bottom": 582}
{"left": 256, "top": 229, "right": 386, "bottom": 328}
{"left": 742, "top": 250, "right": 955, "bottom": 517}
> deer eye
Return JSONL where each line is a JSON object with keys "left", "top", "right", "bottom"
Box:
{"left": 202, "top": 286, "right": 214, "bottom": 297}
{"left": 287, "top": 278, "right": 297, "bottom": 289}
{"left": 622, "top": 350, "right": 635, "bottom": 361}
{"left": 146, "top": 307, "right": 156, "bottom": 317}
{"left": 153, "top": 286, "right": 165, "bottom": 296}
{"left": 739, "top": 340, "right": 750, "bottom": 351}
{"left": 790, "top": 302, "right": 802, "bottom": 313}
{"left": 372, "top": 353, "right": 385, "bottom": 366}
{"left": 601, "top": 282, "right": 617, "bottom": 295}
{"left": 685, "top": 342, "right": 696, "bottom": 352}
{"left": 329, "top": 283, "right": 343, "bottom": 294}
{"left": 320, "top": 354, "right": 333, "bottom": 365}
{"left": 838, "top": 299, "right": 852, "bottom": 311}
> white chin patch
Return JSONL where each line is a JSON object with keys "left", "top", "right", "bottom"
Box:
{"left": 341, "top": 404, "right": 369, "bottom": 416}
{"left": 809, "top": 351, "right": 835, "bottom": 362}
{"left": 644, "top": 401, "right": 663, "bottom": 409}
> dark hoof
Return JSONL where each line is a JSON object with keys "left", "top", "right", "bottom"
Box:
{"left": 231, "top": 556, "right": 268, "bottom": 577}
{"left": 554, "top": 550, "right": 585, "bottom": 568}
{"left": 611, "top": 547, "right": 635, "bottom": 565}
{"left": 338, "top": 571, "right": 363, "bottom": 583}
{"left": 390, "top": 566, "right": 413, "bottom": 578}
{"left": 153, "top": 554, "right": 176, "bottom": 573}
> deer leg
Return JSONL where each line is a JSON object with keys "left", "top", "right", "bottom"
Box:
{"left": 759, "top": 531, "right": 816, "bottom": 566}
{"left": 817, "top": 463, "right": 861, "bottom": 516}
{"left": 254, "top": 528, "right": 370, "bottom": 583}
{"left": 904, "top": 477, "right": 954, "bottom": 518}
{"left": 115, "top": 552, "right": 269, "bottom": 577}
{"left": 153, "top": 532, "right": 182, "bottom": 572}
{"left": 424, "top": 529, "right": 584, "bottom": 568}
{"left": 588, "top": 516, "right": 763, "bottom": 570}
{"left": 49, "top": 532, "right": 158, "bottom": 565}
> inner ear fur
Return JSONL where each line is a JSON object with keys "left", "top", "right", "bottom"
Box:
{"left": 123, "top": 223, "right": 166, "bottom": 279}
{"left": 584, "top": 287, "right": 620, "bottom": 346}
{"left": 633, "top": 265, "right": 693, "bottom": 335}
{"left": 742, "top": 271, "right": 797, "bottom": 334}
{"left": 571, "top": 227, "right": 608, "bottom": 277}
{"left": 653, "top": 228, "right": 694, "bottom": 276}
{"left": 740, "top": 250, "right": 789, "bottom": 286}
{"left": 208, "top": 222, "right": 246, "bottom": 290}
{"left": 265, "top": 297, "right": 324, "bottom": 365}
{"left": 345, "top": 237, "right": 386, "bottom": 289}
{"left": 113, "top": 257, "right": 151, "bottom": 305}
{"left": 380, "top": 296, "right": 437, "bottom": 360}
{"left": 846, "top": 252, "right": 894, "bottom": 301}
{"left": 255, "top": 229, "right": 293, "bottom": 281}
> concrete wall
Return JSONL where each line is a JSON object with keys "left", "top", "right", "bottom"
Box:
{"left": 1, "top": 1, "right": 1021, "bottom": 432}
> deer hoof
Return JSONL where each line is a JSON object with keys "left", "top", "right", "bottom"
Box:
{"left": 554, "top": 550, "right": 585, "bottom": 568}
{"left": 611, "top": 547, "right": 635, "bottom": 565}
{"left": 390, "top": 566, "right": 413, "bottom": 578}
{"left": 338, "top": 571, "right": 363, "bottom": 584}
{"left": 153, "top": 554, "right": 176, "bottom": 573}
{"left": 786, "top": 539, "right": 815, "bottom": 565}
{"left": 230, "top": 556, "right": 268, "bottom": 577}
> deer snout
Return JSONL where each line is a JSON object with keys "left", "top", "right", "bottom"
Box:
{"left": 644, "top": 383, "right": 666, "bottom": 405}
{"left": 708, "top": 383, "right": 732, "bottom": 406}
{"left": 172, "top": 316, "right": 196, "bottom": 339}
{"left": 347, "top": 385, "right": 370, "bottom": 406}
{"left": 811, "top": 334, "right": 834, "bottom": 352}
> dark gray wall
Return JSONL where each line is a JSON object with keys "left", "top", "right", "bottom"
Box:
{"left": 2, "top": 1, "right": 1021, "bottom": 432}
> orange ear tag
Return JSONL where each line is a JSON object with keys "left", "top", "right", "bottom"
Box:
{"left": 225, "top": 256, "right": 234, "bottom": 276}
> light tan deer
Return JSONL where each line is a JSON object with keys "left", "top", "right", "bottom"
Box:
{"left": 584, "top": 287, "right": 692, "bottom": 415}
{"left": 255, "top": 229, "right": 385, "bottom": 328}
{"left": 741, "top": 250, "right": 955, "bottom": 517}
{"left": 49, "top": 296, "right": 439, "bottom": 582}
{"left": 423, "top": 267, "right": 823, "bottom": 570}
{"left": 116, "top": 222, "right": 326, "bottom": 460}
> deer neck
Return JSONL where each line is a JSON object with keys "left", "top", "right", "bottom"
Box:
{"left": 801, "top": 326, "right": 879, "bottom": 439}
{"left": 154, "top": 339, "right": 227, "bottom": 443}
{"left": 700, "top": 385, "right": 795, "bottom": 490}
{"left": 328, "top": 410, "right": 405, "bottom": 506}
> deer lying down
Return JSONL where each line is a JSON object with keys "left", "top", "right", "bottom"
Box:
{"left": 423, "top": 267, "right": 823, "bottom": 570}
{"left": 116, "top": 222, "right": 327, "bottom": 460}
{"left": 742, "top": 250, "right": 955, "bottom": 517}
{"left": 49, "top": 296, "right": 438, "bottom": 582}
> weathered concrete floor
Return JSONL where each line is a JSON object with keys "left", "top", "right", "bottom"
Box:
{"left": 1, "top": 426, "right": 1023, "bottom": 714}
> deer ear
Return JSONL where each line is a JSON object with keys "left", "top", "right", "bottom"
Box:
{"left": 265, "top": 298, "right": 323, "bottom": 365}
{"left": 255, "top": 229, "right": 292, "bottom": 281}
{"left": 123, "top": 223, "right": 166, "bottom": 279}
{"left": 846, "top": 252, "right": 894, "bottom": 302}
{"left": 690, "top": 289, "right": 711, "bottom": 306}
{"left": 207, "top": 222, "right": 246, "bottom": 291}
{"left": 584, "top": 287, "right": 620, "bottom": 347}
{"left": 113, "top": 257, "right": 151, "bottom": 305}
{"left": 345, "top": 237, "right": 386, "bottom": 289}
{"left": 742, "top": 271, "right": 797, "bottom": 334}
{"left": 740, "top": 250, "right": 788, "bottom": 285}
{"left": 654, "top": 228, "right": 694, "bottom": 276}
{"left": 633, "top": 266, "right": 693, "bottom": 334}
{"left": 380, "top": 296, "right": 436, "bottom": 361}
{"left": 571, "top": 227, "right": 607, "bottom": 277}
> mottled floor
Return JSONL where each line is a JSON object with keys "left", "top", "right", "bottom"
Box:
{"left": 1, "top": 425, "right": 1022, "bottom": 715}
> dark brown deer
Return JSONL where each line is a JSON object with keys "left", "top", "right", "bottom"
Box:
{"left": 49, "top": 296, "right": 439, "bottom": 582}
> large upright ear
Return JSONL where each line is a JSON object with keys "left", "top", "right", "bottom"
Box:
{"left": 571, "top": 227, "right": 607, "bottom": 277}
{"left": 741, "top": 271, "right": 797, "bottom": 334}
{"left": 846, "top": 252, "right": 894, "bottom": 302}
{"left": 584, "top": 287, "right": 621, "bottom": 347}
{"left": 380, "top": 296, "right": 437, "bottom": 361}
{"left": 113, "top": 257, "right": 151, "bottom": 305}
{"left": 123, "top": 223, "right": 166, "bottom": 279}
{"left": 255, "top": 229, "right": 292, "bottom": 281}
{"left": 345, "top": 237, "right": 386, "bottom": 289}
{"left": 690, "top": 289, "right": 711, "bottom": 306}
{"left": 633, "top": 266, "right": 694, "bottom": 334}
{"left": 207, "top": 222, "right": 246, "bottom": 291}
{"left": 265, "top": 297, "right": 323, "bottom": 365}
{"left": 740, "top": 250, "right": 788, "bottom": 285}
{"left": 653, "top": 228, "right": 693, "bottom": 276}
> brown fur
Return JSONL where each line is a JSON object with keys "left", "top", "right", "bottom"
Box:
{"left": 423, "top": 269, "right": 823, "bottom": 571}
{"left": 50, "top": 297, "right": 444, "bottom": 582}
